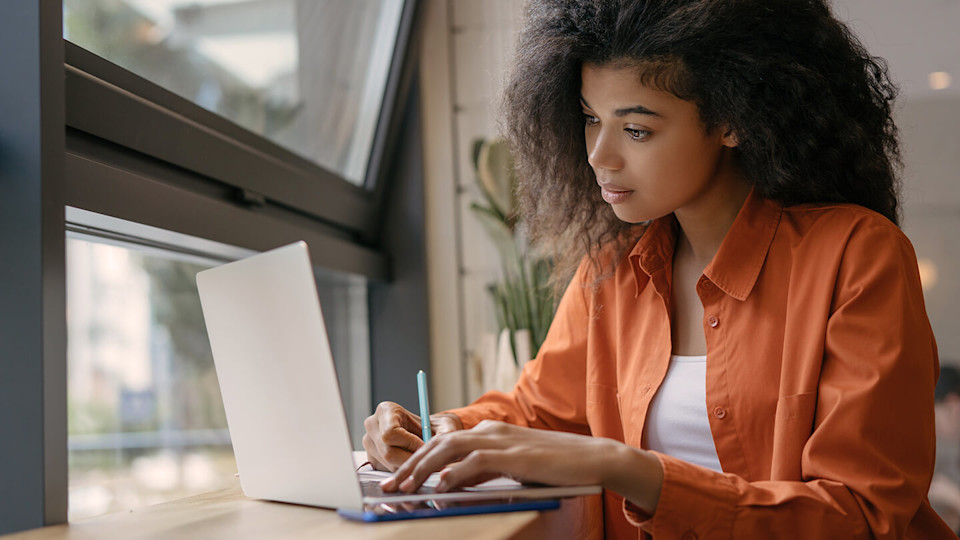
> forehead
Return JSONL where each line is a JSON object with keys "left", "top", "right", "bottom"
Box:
{"left": 580, "top": 62, "right": 695, "bottom": 116}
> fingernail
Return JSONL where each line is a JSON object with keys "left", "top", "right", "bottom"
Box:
{"left": 379, "top": 477, "right": 394, "bottom": 490}
{"left": 399, "top": 477, "right": 414, "bottom": 492}
{"left": 436, "top": 481, "right": 447, "bottom": 493}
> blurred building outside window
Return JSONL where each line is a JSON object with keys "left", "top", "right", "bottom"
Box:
{"left": 66, "top": 213, "right": 370, "bottom": 521}
{"left": 63, "top": 0, "right": 405, "bottom": 185}
{"left": 66, "top": 237, "right": 235, "bottom": 520}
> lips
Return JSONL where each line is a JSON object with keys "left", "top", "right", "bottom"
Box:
{"left": 598, "top": 181, "right": 633, "bottom": 205}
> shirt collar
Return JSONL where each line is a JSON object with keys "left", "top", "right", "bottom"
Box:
{"left": 628, "top": 189, "right": 783, "bottom": 300}
{"left": 628, "top": 212, "right": 676, "bottom": 297}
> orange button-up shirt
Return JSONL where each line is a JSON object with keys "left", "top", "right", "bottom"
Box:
{"left": 448, "top": 191, "right": 953, "bottom": 539}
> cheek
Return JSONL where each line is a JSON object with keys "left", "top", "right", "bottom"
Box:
{"left": 650, "top": 137, "right": 722, "bottom": 180}
{"left": 628, "top": 148, "right": 690, "bottom": 188}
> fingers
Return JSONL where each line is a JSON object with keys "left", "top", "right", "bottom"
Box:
{"left": 362, "top": 410, "right": 395, "bottom": 471}
{"left": 361, "top": 433, "right": 387, "bottom": 471}
{"left": 390, "top": 421, "right": 507, "bottom": 490}
{"left": 374, "top": 419, "right": 612, "bottom": 498}
{"left": 436, "top": 452, "right": 509, "bottom": 492}
{"left": 362, "top": 402, "right": 425, "bottom": 471}
{"left": 385, "top": 427, "right": 510, "bottom": 493}
{"left": 378, "top": 410, "right": 424, "bottom": 470}
{"left": 362, "top": 432, "right": 408, "bottom": 472}
{"left": 376, "top": 402, "right": 423, "bottom": 446}
{"left": 381, "top": 418, "right": 424, "bottom": 448}
{"left": 379, "top": 434, "right": 444, "bottom": 492}
{"left": 430, "top": 413, "right": 464, "bottom": 436}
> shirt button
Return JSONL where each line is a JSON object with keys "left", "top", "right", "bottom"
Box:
{"left": 681, "top": 531, "right": 698, "bottom": 540}
{"left": 713, "top": 406, "right": 727, "bottom": 419}
{"left": 707, "top": 315, "right": 719, "bottom": 328}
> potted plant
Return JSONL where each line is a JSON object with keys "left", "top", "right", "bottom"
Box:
{"left": 469, "top": 138, "right": 557, "bottom": 391}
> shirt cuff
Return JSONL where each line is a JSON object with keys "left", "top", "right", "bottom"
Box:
{"left": 623, "top": 452, "right": 738, "bottom": 538}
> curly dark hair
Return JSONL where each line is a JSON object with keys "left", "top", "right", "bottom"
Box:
{"left": 503, "top": 0, "right": 902, "bottom": 285}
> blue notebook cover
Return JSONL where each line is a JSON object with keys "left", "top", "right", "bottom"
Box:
{"left": 337, "top": 497, "right": 560, "bottom": 522}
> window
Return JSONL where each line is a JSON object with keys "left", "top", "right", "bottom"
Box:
{"left": 66, "top": 237, "right": 233, "bottom": 519}
{"left": 63, "top": 0, "right": 406, "bottom": 186}
{"left": 1, "top": 0, "right": 424, "bottom": 531}
{"left": 65, "top": 210, "right": 371, "bottom": 519}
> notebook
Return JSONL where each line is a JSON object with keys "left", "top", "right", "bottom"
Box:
{"left": 195, "top": 241, "right": 600, "bottom": 521}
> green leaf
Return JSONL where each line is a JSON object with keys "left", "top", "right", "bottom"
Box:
{"left": 476, "top": 138, "right": 517, "bottom": 221}
{"left": 471, "top": 138, "right": 559, "bottom": 365}
{"left": 471, "top": 138, "right": 485, "bottom": 173}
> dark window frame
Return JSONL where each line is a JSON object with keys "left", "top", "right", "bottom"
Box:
{"left": 0, "top": 1, "right": 67, "bottom": 533}
{"left": 63, "top": 0, "right": 421, "bottom": 259}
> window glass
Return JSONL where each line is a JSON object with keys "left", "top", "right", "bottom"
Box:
{"left": 67, "top": 238, "right": 233, "bottom": 520}
{"left": 67, "top": 234, "right": 370, "bottom": 520}
{"left": 63, "top": 0, "right": 405, "bottom": 186}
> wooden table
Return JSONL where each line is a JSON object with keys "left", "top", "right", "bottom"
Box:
{"left": 1, "top": 479, "right": 596, "bottom": 540}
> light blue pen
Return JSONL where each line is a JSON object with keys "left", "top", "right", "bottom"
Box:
{"left": 417, "top": 369, "right": 432, "bottom": 442}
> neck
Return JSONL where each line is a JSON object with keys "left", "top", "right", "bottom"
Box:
{"left": 674, "top": 176, "right": 751, "bottom": 266}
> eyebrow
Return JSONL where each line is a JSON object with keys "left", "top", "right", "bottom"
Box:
{"left": 580, "top": 96, "right": 660, "bottom": 118}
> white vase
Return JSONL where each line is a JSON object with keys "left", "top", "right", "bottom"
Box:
{"left": 474, "top": 329, "right": 534, "bottom": 395}
{"left": 513, "top": 328, "right": 532, "bottom": 370}
{"left": 476, "top": 332, "right": 499, "bottom": 398}
{"left": 493, "top": 329, "right": 518, "bottom": 393}
{"left": 492, "top": 328, "right": 532, "bottom": 393}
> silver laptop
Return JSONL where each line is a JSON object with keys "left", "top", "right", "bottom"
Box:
{"left": 196, "top": 241, "right": 600, "bottom": 513}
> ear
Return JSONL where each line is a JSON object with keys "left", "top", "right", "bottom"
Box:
{"left": 721, "top": 127, "right": 739, "bottom": 148}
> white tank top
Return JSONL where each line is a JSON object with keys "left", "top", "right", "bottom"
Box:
{"left": 643, "top": 355, "right": 723, "bottom": 472}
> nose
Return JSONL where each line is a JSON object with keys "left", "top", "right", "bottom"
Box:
{"left": 586, "top": 129, "right": 623, "bottom": 171}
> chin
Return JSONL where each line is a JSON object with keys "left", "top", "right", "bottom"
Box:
{"left": 611, "top": 205, "right": 659, "bottom": 224}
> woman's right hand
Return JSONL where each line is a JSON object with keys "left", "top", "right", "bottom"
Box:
{"left": 362, "top": 401, "right": 463, "bottom": 472}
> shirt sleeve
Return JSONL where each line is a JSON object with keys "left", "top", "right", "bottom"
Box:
{"left": 628, "top": 223, "right": 945, "bottom": 539}
{"left": 444, "top": 262, "right": 593, "bottom": 436}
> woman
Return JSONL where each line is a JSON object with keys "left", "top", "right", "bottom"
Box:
{"left": 364, "top": 0, "right": 953, "bottom": 537}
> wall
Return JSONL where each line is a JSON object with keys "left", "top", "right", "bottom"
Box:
{"left": 421, "top": 0, "right": 525, "bottom": 409}
{"left": 898, "top": 96, "right": 960, "bottom": 362}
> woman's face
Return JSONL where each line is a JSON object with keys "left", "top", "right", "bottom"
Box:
{"left": 580, "top": 62, "right": 740, "bottom": 223}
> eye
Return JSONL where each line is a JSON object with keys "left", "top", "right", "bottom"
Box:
{"left": 625, "top": 128, "right": 650, "bottom": 141}
{"left": 583, "top": 112, "right": 599, "bottom": 126}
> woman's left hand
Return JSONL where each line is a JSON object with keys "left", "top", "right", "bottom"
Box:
{"left": 379, "top": 419, "right": 620, "bottom": 494}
